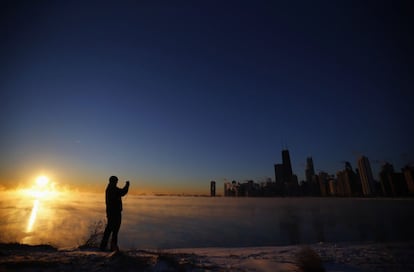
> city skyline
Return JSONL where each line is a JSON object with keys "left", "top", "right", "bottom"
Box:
{"left": 1, "top": 1, "right": 413, "bottom": 194}
{"left": 223, "top": 149, "right": 414, "bottom": 198}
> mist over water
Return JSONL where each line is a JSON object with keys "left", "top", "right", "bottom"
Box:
{"left": 0, "top": 191, "right": 103, "bottom": 247}
{"left": 1, "top": 191, "right": 413, "bottom": 249}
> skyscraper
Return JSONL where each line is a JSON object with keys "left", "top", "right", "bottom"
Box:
{"left": 210, "top": 181, "right": 216, "bottom": 197}
{"left": 358, "top": 156, "right": 375, "bottom": 196}
{"left": 338, "top": 161, "right": 362, "bottom": 196}
{"left": 274, "top": 163, "right": 285, "bottom": 195}
{"left": 403, "top": 165, "right": 414, "bottom": 194}
{"left": 274, "top": 149, "right": 297, "bottom": 196}
{"left": 282, "top": 149, "right": 293, "bottom": 180}
{"left": 305, "top": 157, "right": 315, "bottom": 183}
{"left": 336, "top": 169, "right": 352, "bottom": 197}
{"left": 274, "top": 164, "right": 284, "bottom": 184}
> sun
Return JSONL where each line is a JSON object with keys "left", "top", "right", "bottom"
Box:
{"left": 36, "top": 176, "right": 49, "bottom": 187}
{"left": 25, "top": 175, "right": 55, "bottom": 199}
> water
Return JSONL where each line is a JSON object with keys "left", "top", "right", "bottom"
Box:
{"left": 1, "top": 191, "right": 413, "bottom": 249}
{"left": 122, "top": 196, "right": 414, "bottom": 249}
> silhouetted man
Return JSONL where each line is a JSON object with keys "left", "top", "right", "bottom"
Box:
{"left": 100, "top": 176, "right": 129, "bottom": 251}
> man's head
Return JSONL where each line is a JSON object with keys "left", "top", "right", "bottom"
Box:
{"left": 109, "top": 176, "right": 118, "bottom": 184}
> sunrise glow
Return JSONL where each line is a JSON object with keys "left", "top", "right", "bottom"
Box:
{"left": 21, "top": 175, "right": 59, "bottom": 200}
{"left": 23, "top": 175, "right": 60, "bottom": 233}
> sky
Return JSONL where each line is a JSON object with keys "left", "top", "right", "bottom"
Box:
{"left": 1, "top": 0, "right": 413, "bottom": 194}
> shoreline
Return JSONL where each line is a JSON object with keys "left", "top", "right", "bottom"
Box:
{"left": 1, "top": 241, "right": 414, "bottom": 271}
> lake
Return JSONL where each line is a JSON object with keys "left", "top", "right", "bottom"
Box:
{"left": 1, "top": 191, "right": 413, "bottom": 249}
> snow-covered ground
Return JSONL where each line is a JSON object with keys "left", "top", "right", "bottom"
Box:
{"left": 1, "top": 241, "right": 414, "bottom": 271}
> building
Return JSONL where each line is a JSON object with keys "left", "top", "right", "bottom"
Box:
{"left": 379, "top": 163, "right": 394, "bottom": 196}
{"left": 402, "top": 165, "right": 414, "bottom": 194}
{"left": 223, "top": 180, "right": 267, "bottom": 197}
{"left": 379, "top": 163, "right": 408, "bottom": 197}
{"left": 274, "top": 163, "right": 285, "bottom": 195}
{"left": 358, "top": 156, "right": 376, "bottom": 196}
{"left": 336, "top": 170, "right": 352, "bottom": 197}
{"left": 224, "top": 181, "right": 238, "bottom": 196}
{"left": 302, "top": 156, "right": 320, "bottom": 196}
{"left": 282, "top": 149, "right": 293, "bottom": 180}
{"left": 305, "top": 157, "right": 315, "bottom": 183}
{"left": 274, "top": 149, "right": 297, "bottom": 195}
{"left": 336, "top": 162, "right": 361, "bottom": 197}
{"left": 274, "top": 163, "right": 285, "bottom": 184}
{"left": 328, "top": 178, "right": 337, "bottom": 196}
{"left": 317, "top": 171, "right": 330, "bottom": 197}
{"left": 210, "top": 181, "right": 216, "bottom": 197}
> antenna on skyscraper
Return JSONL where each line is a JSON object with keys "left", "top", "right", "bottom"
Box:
{"left": 280, "top": 137, "right": 289, "bottom": 150}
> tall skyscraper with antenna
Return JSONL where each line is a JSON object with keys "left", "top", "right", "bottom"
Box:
{"left": 274, "top": 149, "right": 296, "bottom": 195}
{"left": 305, "top": 157, "right": 315, "bottom": 183}
{"left": 282, "top": 149, "right": 293, "bottom": 180}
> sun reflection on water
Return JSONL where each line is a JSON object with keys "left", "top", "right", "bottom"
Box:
{"left": 26, "top": 199, "right": 39, "bottom": 232}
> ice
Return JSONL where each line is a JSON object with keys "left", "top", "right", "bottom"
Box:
{"left": 1, "top": 241, "right": 413, "bottom": 271}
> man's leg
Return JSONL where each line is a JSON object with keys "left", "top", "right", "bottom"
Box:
{"left": 100, "top": 216, "right": 113, "bottom": 250}
{"left": 110, "top": 213, "right": 122, "bottom": 251}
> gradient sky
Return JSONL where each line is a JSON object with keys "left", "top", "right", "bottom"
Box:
{"left": 1, "top": 1, "right": 413, "bottom": 194}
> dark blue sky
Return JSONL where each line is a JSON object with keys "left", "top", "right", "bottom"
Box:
{"left": 1, "top": 1, "right": 413, "bottom": 193}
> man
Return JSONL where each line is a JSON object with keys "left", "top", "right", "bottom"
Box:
{"left": 100, "top": 176, "right": 130, "bottom": 251}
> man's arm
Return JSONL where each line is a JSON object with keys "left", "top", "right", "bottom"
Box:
{"left": 119, "top": 181, "right": 129, "bottom": 196}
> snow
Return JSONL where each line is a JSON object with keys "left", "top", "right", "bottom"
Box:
{"left": 1, "top": 241, "right": 414, "bottom": 271}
